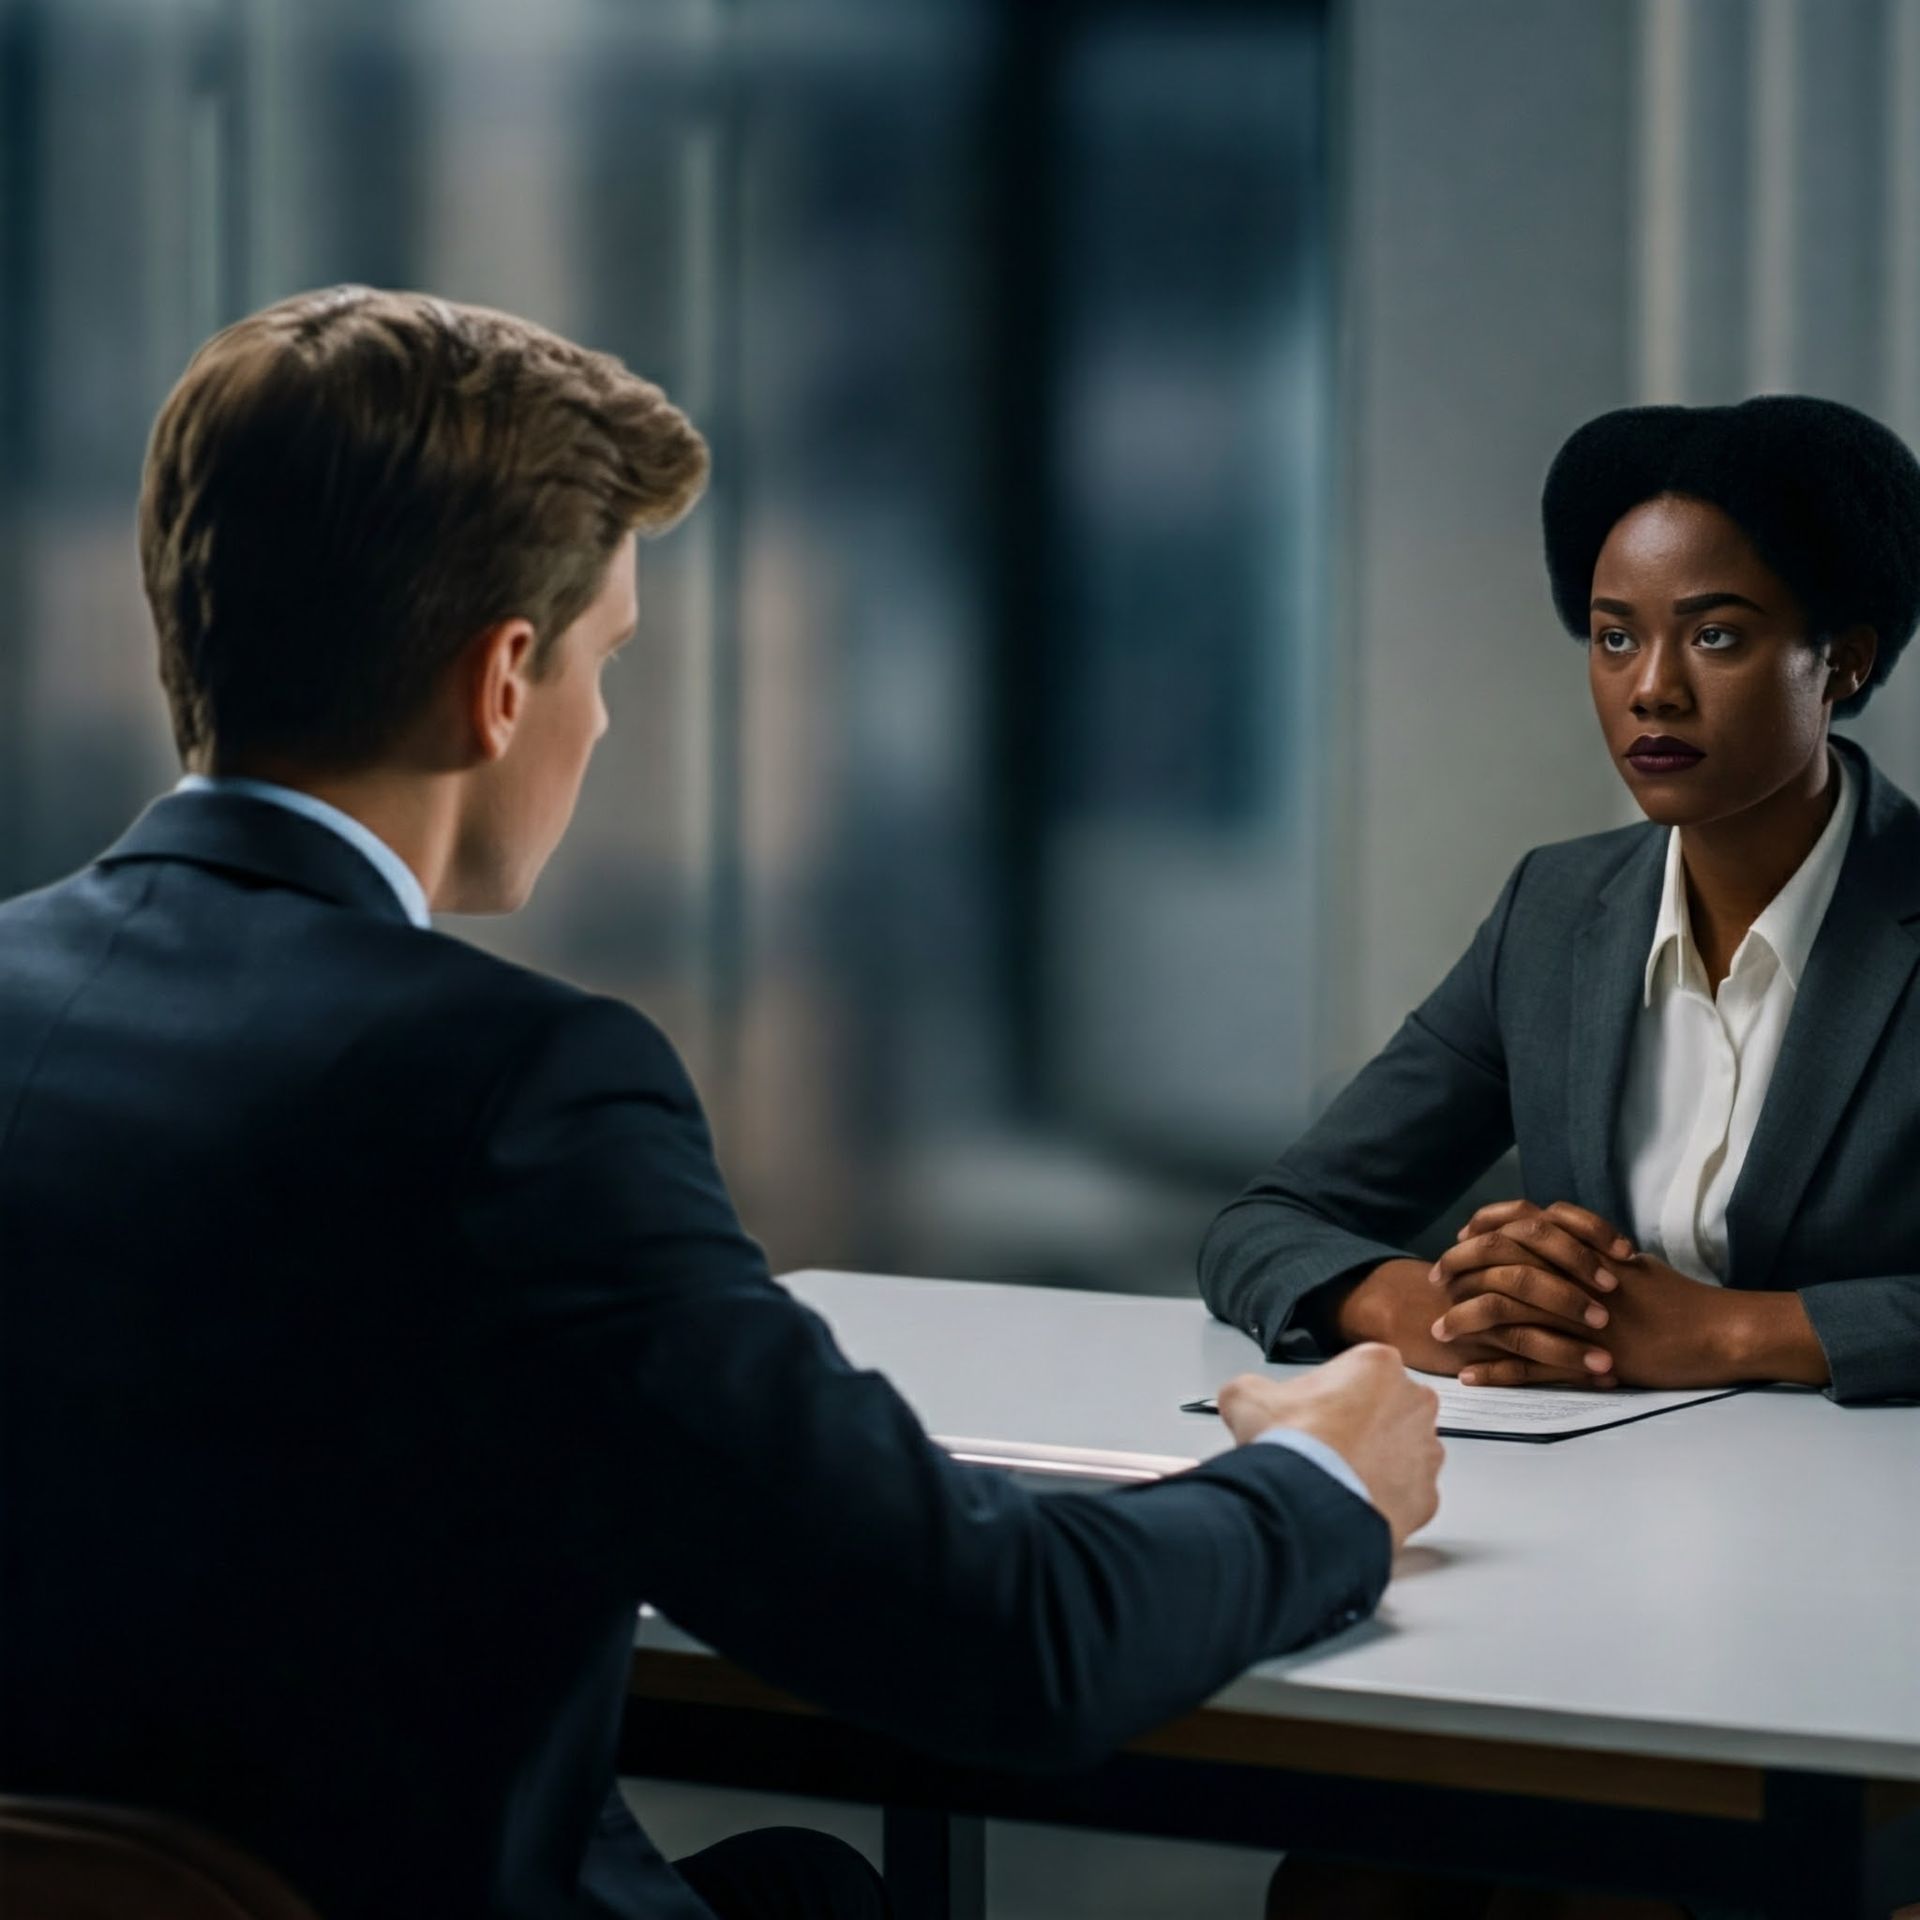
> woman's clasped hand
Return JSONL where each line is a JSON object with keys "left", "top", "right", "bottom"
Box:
{"left": 1428, "top": 1198, "right": 1820, "bottom": 1390}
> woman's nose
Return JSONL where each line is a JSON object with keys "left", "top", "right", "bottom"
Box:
{"left": 1630, "top": 637, "right": 1691, "bottom": 715}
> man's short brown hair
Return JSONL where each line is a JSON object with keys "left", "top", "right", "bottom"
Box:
{"left": 139, "top": 286, "right": 709, "bottom": 769}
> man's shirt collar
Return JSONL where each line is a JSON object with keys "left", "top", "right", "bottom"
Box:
{"left": 174, "top": 775, "right": 432, "bottom": 929}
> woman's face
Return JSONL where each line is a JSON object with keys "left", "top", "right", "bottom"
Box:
{"left": 1586, "top": 493, "right": 1869, "bottom": 828}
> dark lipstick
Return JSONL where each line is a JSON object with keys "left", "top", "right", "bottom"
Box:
{"left": 1625, "top": 734, "right": 1705, "bottom": 776}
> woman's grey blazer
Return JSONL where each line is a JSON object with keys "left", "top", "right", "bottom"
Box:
{"left": 1199, "top": 737, "right": 1920, "bottom": 1405}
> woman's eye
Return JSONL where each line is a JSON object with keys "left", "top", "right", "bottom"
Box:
{"left": 1695, "top": 626, "right": 1738, "bottom": 650}
{"left": 1595, "top": 628, "right": 1634, "bottom": 653}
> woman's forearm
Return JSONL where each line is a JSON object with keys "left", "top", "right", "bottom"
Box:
{"left": 1716, "top": 1289, "right": 1830, "bottom": 1386}
{"left": 1334, "top": 1259, "right": 1451, "bottom": 1368}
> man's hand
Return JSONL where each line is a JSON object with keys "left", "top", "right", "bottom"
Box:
{"left": 1441, "top": 1199, "right": 1829, "bottom": 1388}
{"left": 1216, "top": 1343, "right": 1444, "bottom": 1551}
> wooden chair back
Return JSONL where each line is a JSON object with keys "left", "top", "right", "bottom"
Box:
{"left": 0, "top": 1797, "right": 320, "bottom": 1920}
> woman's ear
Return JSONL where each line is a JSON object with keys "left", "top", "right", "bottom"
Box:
{"left": 1824, "top": 624, "right": 1878, "bottom": 706}
{"left": 466, "top": 618, "right": 539, "bottom": 762}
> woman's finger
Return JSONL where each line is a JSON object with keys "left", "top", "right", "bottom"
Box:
{"left": 1479, "top": 1321, "right": 1614, "bottom": 1374}
{"left": 1499, "top": 1214, "right": 1623, "bottom": 1293}
{"left": 1430, "top": 1230, "right": 1531, "bottom": 1286}
{"left": 1457, "top": 1355, "right": 1618, "bottom": 1389}
{"left": 1459, "top": 1198, "right": 1635, "bottom": 1264}
{"left": 1539, "top": 1200, "right": 1635, "bottom": 1261}
{"left": 1432, "top": 1275, "right": 1606, "bottom": 1343}
{"left": 1446, "top": 1263, "right": 1607, "bottom": 1329}
{"left": 1433, "top": 1228, "right": 1616, "bottom": 1296}
{"left": 1458, "top": 1198, "right": 1536, "bottom": 1241}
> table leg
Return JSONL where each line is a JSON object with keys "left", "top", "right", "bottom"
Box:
{"left": 1758, "top": 1771, "right": 1866, "bottom": 1919}
{"left": 881, "top": 1807, "right": 985, "bottom": 1920}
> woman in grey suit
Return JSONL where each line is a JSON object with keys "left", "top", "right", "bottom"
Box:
{"left": 1206, "top": 394, "right": 1920, "bottom": 1419}
{"left": 1227, "top": 398, "right": 1920, "bottom": 1918}
{"left": 1205, "top": 389, "right": 1920, "bottom": 1420}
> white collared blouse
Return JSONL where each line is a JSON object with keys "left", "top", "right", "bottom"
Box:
{"left": 1616, "top": 753, "right": 1858, "bottom": 1283}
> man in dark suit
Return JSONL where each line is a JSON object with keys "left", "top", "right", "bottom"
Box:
{"left": 0, "top": 286, "right": 1442, "bottom": 1920}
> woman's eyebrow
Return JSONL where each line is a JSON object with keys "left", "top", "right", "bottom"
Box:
{"left": 1587, "top": 592, "right": 1769, "bottom": 617}
{"left": 1671, "top": 591, "right": 1768, "bottom": 616}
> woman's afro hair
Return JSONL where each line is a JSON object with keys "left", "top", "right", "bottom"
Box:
{"left": 1541, "top": 395, "right": 1920, "bottom": 717}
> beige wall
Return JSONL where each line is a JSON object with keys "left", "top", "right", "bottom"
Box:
{"left": 1323, "top": 0, "right": 1920, "bottom": 1085}
{"left": 1324, "top": 0, "right": 1635, "bottom": 1085}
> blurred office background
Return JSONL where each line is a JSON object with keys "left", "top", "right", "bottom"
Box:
{"left": 6, "top": 2, "right": 1918, "bottom": 1912}
{"left": 3, "top": 0, "right": 1918, "bottom": 1304}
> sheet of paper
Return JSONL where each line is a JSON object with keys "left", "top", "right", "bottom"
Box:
{"left": 1181, "top": 1386, "right": 1740, "bottom": 1443}
{"left": 1431, "top": 1382, "right": 1740, "bottom": 1440}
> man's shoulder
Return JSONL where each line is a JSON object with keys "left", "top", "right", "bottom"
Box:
{"left": 358, "top": 914, "right": 596, "bottom": 1021}
{"left": 0, "top": 856, "right": 686, "bottom": 1111}
{"left": 329, "top": 917, "right": 688, "bottom": 1101}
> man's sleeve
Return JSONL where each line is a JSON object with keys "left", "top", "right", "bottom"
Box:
{"left": 457, "top": 995, "right": 1391, "bottom": 1775}
{"left": 1199, "top": 858, "right": 1530, "bottom": 1359}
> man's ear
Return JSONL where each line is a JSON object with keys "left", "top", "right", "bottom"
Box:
{"left": 466, "top": 618, "right": 540, "bottom": 763}
{"left": 1825, "top": 624, "right": 1878, "bottom": 706}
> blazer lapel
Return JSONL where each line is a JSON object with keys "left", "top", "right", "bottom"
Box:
{"left": 1565, "top": 833, "right": 1665, "bottom": 1226}
{"left": 1726, "top": 749, "right": 1920, "bottom": 1290}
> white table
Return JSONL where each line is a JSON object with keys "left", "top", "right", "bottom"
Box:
{"left": 625, "top": 1271, "right": 1920, "bottom": 1919}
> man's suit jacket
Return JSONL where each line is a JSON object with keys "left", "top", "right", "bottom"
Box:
{"left": 1201, "top": 737, "right": 1920, "bottom": 1405}
{"left": 0, "top": 791, "right": 1386, "bottom": 1920}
